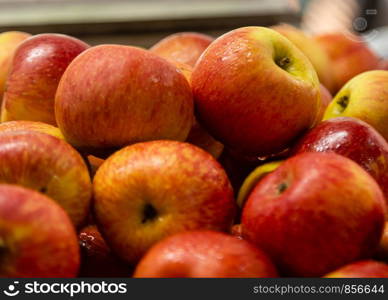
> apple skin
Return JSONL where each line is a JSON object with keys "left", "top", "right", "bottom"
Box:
{"left": 93, "top": 140, "right": 236, "bottom": 264}
{"left": 0, "top": 130, "right": 92, "bottom": 227}
{"left": 272, "top": 24, "right": 334, "bottom": 92}
{"left": 293, "top": 117, "right": 388, "bottom": 202}
{"left": 87, "top": 155, "right": 105, "bottom": 178}
{"left": 0, "top": 120, "right": 64, "bottom": 140}
{"left": 324, "top": 260, "right": 388, "bottom": 278}
{"left": 55, "top": 45, "right": 193, "bottom": 151}
{"left": 314, "top": 84, "right": 332, "bottom": 125}
{"left": 315, "top": 32, "right": 379, "bottom": 93}
{"left": 0, "top": 31, "right": 31, "bottom": 104}
{"left": 79, "top": 225, "right": 132, "bottom": 277}
{"left": 192, "top": 26, "right": 321, "bottom": 157}
{"left": 134, "top": 230, "right": 277, "bottom": 278}
{"left": 2, "top": 34, "right": 89, "bottom": 125}
{"left": 241, "top": 152, "right": 386, "bottom": 277}
{"left": 376, "top": 222, "right": 388, "bottom": 262}
{"left": 323, "top": 70, "right": 388, "bottom": 141}
{"left": 0, "top": 184, "right": 79, "bottom": 277}
{"left": 150, "top": 32, "right": 213, "bottom": 67}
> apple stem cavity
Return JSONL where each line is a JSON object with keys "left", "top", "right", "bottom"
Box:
{"left": 336, "top": 95, "right": 349, "bottom": 112}
{"left": 277, "top": 182, "right": 288, "bottom": 194}
{"left": 141, "top": 203, "right": 158, "bottom": 224}
{"left": 276, "top": 57, "right": 291, "bottom": 70}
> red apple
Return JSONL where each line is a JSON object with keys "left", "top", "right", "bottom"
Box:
{"left": 242, "top": 152, "right": 386, "bottom": 277}
{"left": 0, "top": 130, "right": 92, "bottom": 227}
{"left": 315, "top": 32, "right": 379, "bottom": 93}
{"left": 376, "top": 222, "right": 388, "bottom": 262}
{"left": 79, "top": 225, "right": 132, "bottom": 277}
{"left": 0, "top": 120, "right": 64, "bottom": 140}
{"left": 150, "top": 32, "right": 213, "bottom": 67}
{"left": 93, "top": 140, "right": 236, "bottom": 264}
{"left": 2, "top": 34, "right": 89, "bottom": 125}
{"left": 55, "top": 45, "right": 193, "bottom": 152}
{"left": 134, "top": 230, "right": 277, "bottom": 278}
{"left": 0, "top": 184, "right": 79, "bottom": 277}
{"left": 324, "top": 260, "right": 388, "bottom": 278}
{"left": 293, "top": 117, "right": 388, "bottom": 202}
{"left": 314, "top": 84, "right": 333, "bottom": 125}
{"left": 192, "top": 27, "right": 321, "bottom": 157}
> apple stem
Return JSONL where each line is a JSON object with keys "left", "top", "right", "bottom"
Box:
{"left": 277, "top": 57, "right": 291, "bottom": 69}
{"left": 336, "top": 96, "right": 349, "bottom": 112}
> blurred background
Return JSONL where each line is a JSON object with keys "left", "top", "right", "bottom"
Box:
{"left": 0, "top": 0, "right": 387, "bottom": 57}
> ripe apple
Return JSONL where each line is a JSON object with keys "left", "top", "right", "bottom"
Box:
{"left": 2, "top": 34, "right": 89, "bottom": 125}
{"left": 0, "top": 120, "right": 64, "bottom": 140}
{"left": 79, "top": 225, "right": 132, "bottom": 277}
{"left": 315, "top": 32, "right": 379, "bottom": 93}
{"left": 134, "top": 230, "right": 277, "bottom": 278}
{"left": 242, "top": 152, "right": 386, "bottom": 277}
{"left": 0, "top": 184, "right": 79, "bottom": 277}
{"left": 150, "top": 32, "right": 213, "bottom": 67}
{"left": 314, "top": 84, "right": 332, "bottom": 125}
{"left": 55, "top": 45, "right": 193, "bottom": 152}
{"left": 272, "top": 24, "right": 334, "bottom": 92}
{"left": 324, "top": 260, "right": 388, "bottom": 278}
{"left": 230, "top": 224, "right": 243, "bottom": 239}
{"left": 87, "top": 155, "right": 105, "bottom": 178}
{"left": 93, "top": 140, "right": 236, "bottom": 264}
{"left": 293, "top": 117, "right": 388, "bottom": 201}
{"left": 0, "top": 130, "right": 92, "bottom": 227}
{"left": 192, "top": 26, "right": 321, "bottom": 157}
{"left": 0, "top": 31, "right": 31, "bottom": 103}
{"left": 323, "top": 70, "right": 388, "bottom": 141}
{"left": 376, "top": 222, "right": 388, "bottom": 262}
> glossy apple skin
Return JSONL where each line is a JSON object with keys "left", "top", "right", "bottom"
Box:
{"left": 0, "top": 120, "right": 64, "bottom": 140}
{"left": 93, "top": 141, "right": 236, "bottom": 264}
{"left": 192, "top": 27, "right": 321, "bottom": 157}
{"left": 323, "top": 71, "right": 388, "bottom": 142}
{"left": 0, "top": 184, "right": 79, "bottom": 277}
{"left": 242, "top": 152, "right": 386, "bottom": 277}
{"left": 150, "top": 32, "right": 213, "bottom": 67}
{"left": 0, "top": 31, "right": 31, "bottom": 103}
{"left": 272, "top": 24, "right": 334, "bottom": 92}
{"left": 134, "top": 230, "right": 277, "bottom": 278}
{"left": 2, "top": 34, "right": 89, "bottom": 125}
{"left": 55, "top": 45, "right": 193, "bottom": 151}
{"left": 315, "top": 33, "right": 379, "bottom": 93}
{"left": 79, "top": 225, "right": 132, "bottom": 277}
{"left": 0, "top": 131, "right": 92, "bottom": 227}
{"left": 324, "top": 260, "right": 388, "bottom": 278}
{"left": 293, "top": 117, "right": 388, "bottom": 202}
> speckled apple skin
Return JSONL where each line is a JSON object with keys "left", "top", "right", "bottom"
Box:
{"left": 242, "top": 152, "right": 386, "bottom": 277}
{"left": 0, "top": 184, "right": 79, "bottom": 277}
{"left": 192, "top": 27, "right": 321, "bottom": 157}
{"left": 324, "top": 260, "right": 388, "bottom": 278}
{"left": 294, "top": 117, "right": 388, "bottom": 202}
{"left": 0, "top": 120, "right": 64, "bottom": 140}
{"left": 0, "top": 131, "right": 92, "bottom": 227}
{"left": 93, "top": 141, "right": 236, "bottom": 264}
{"left": 55, "top": 45, "right": 193, "bottom": 150}
{"left": 134, "top": 230, "right": 277, "bottom": 278}
{"left": 2, "top": 34, "right": 89, "bottom": 125}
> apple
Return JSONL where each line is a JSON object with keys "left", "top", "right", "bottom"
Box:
{"left": 192, "top": 26, "right": 321, "bottom": 157}
{"left": 134, "top": 230, "right": 277, "bottom": 278}
{"left": 0, "top": 130, "right": 92, "bottom": 227}
{"left": 315, "top": 32, "right": 379, "bottom": 93}
{"left": 79, "top": 225, "right": 132, "bottom": 277}
{"left": 376, "top": 222, "right": 388, "bottom": 262}
{"left": 0, "top": 31, "right": 31, "bottom": 103}
{"left": 314, "top": 84, "right": 332, "bottom": 125}
{"left": 93, "top": 140, "right": 236, "bottom": 264}
{"left": 323, "top": 70, "right": 388, "bottom": 141}
{"left": 230, "top": 224, "right": 243, "bottom": 239}
{"left": 241, "top": 152, "right": 386, "bottom": 277}
{"left": 324, "top": 260, "right": 388, "bottom": 278}
{"left": 0, "top": 120, "right": 64, "bottom": 140}
{"left": 2, "top": 34, "right": 89, "bottom": 125}
{"left": 87, "top": 155, "right": 105, "bottom": 178}
{"left": 293, "top": 117, "right": 388, "bottom": 201}
{"left": 150, "top": 32, "right": 213, "bottom": 67}
{"left": 0, "top": 184, "right": 79, "bottom": 277}
{"left": 272, "top": 24, "right": 334, "bottom": 92}
{"left": 55, "top": 45, "right": 193, "bottom": 152}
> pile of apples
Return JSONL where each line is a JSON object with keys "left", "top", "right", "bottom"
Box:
{"left": 0, "top": 24, "right": 388, "bottom": 278}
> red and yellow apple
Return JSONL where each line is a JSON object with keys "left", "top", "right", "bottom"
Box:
{"left": 192, "top": 26, "right": 321, "bottom": 157}
{"left": 2, "top": 34, "right": 89, "bottom": 125}
{"left": 0, "top": 130, "right": 92, "bottom": 227}
{"left": 0, "top": 120, "right": 64, "bottom": 140}
{"left": 93, "top": 140, "right": 236, "bottom": 264}
{"left": 0, "top": 184, "right": 79, "bottom": 277}
{"left": 242, "top": 152, "right": 386, "bottom": 277}
{"left": 134, "top": 230, "right": 277, "bottom": 278}
{"left": 324, "top": 260, "right": 388, "bottom": 278}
